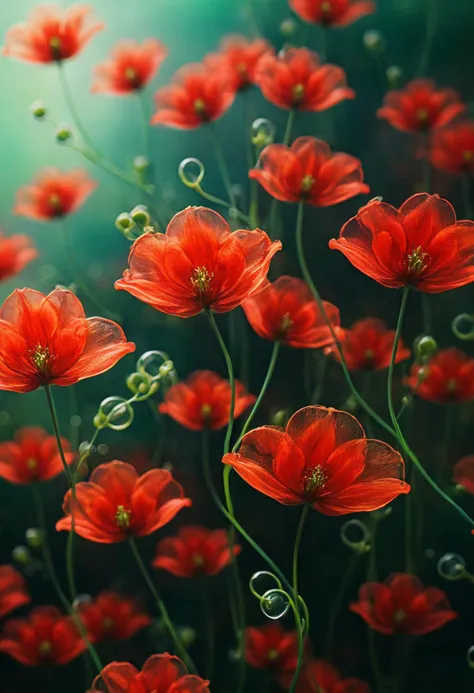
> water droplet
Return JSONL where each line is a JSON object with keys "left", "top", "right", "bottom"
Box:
{"left": 260, "top": 589, "right": 290, "bottom": 620}
{"left": 97, "top": 444, "right": 109, "bottom": 455}
{"left": 437, "top": 552, "right": 466, "bottom": 581}
{"left": 70, "top": 414, "right": 82, "bottom": 428}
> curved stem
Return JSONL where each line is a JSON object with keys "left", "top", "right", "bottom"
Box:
{"left": 208, "top": 125, "right": 237, "bottom": 208}
{"left": 207, "top": 311, "right": 235, "bottom": 454}
{"left": 289, "top": 504, "right": 310, "bottom": 693}
{"left": 58, "top": 63, "right": 97, "bottom": 152}
{"left": 200, "top": 578, "right": 215, "bottom": 679}
{"left": 283, "top": 109, "right": 296, "bottom": 146}
{"left": 326, "top": 552, "right": 360, "bottom": 660}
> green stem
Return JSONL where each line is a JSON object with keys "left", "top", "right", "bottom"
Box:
{"left": 368, "top": 628, "right": 383, "bottom": 693}
{"left": 422, "top": 135, "right": 432, "bottom": 192}
{"left": 417, "top": 0, "right": 438, "bottom": 77}
{"left": 404, "top": 490, "right": 414, "bottom": 573}
{"left": 193, "top": 186, "right": 249, "bottom": 224}
{"left": 283, "top": 109, "right": 296, "bottom": 146}
{"left": 58, "top": 63, "right": 97, "bottom": 152}
{"left": 207, "top": 312, "right": 235, "bottom": 454}
{"left": 310, "top": 354, "right": 327, "bottom": 404}
{"left": 436, "top": 405, "right": 454, "bottom": 485}
{"left": 421, "top": 292, "right": 432, "bottom": 334}
{"left": 326, "top": 552, "right": 360, "bottom": 661}
{"left": 289, "top": 504, "right": 310, "bottom": 693}
{"left": 128, "top": 537, "right": 196, "bottom": 672}
{"left": 461, "top": 174, "right": 473, "bottom": 220}
{"left": 138, "top": 90, "right": 151, "bottom": 159}
{"left": 209, "top": 125, "right": 237, "bottom": 208}
{"left": 200, "top": 579, "right": 215, "bottom": 679}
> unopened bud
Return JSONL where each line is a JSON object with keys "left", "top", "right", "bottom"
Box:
{"left": 414, "top": 335, "right": 438, "bottom": 362}
{"left": 25, "top": 528, "right": 44, "bottom": 550}
{"left": 55, "top": 125, "right": 73, "bottom": 143}
{"left": 270, "top": 409, "right": 288, "bottom": 427}
{"left": 31, "top": 100, "right": 46, "bottom": 120}
{"left": 130, "top": 205, "right": 150, "bottom": 227}
{"left": 401, "top": 395, "right": 412, "bottom": 408}
{"left": 280, "top": 18, "right": 298, "bottom": 37}
{"left": 115, "top": 213, "right": 134, "bottom": 231}
{"left": 386, "top": 65, "right": 402, "bottom": 88}
{"left": 12, "top": 546, "right": 31, "bottom": 565}
{"left": 177, "top": 626, "right": 196, "bottom": 647}
{"left": 133, "top": 155, "right": 150, "bottom": 173}
{"left": 363, "top": 30, "right": 385, "bottom": 52}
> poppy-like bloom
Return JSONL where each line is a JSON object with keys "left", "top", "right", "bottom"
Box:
{"left": 204, "top": 35, "right": 273, "bottom": 91}
{"left": 249, "top": 137, "right": 369, "bottom": 206}
{"left": 56, "top": 461, "right": 191, "bottom": 543}
{"left": 3, "top": 5, "right": 104, "bottom": 64}
{"left": 289, "top": 0, "right": 375, "bottom": 27}
{"left": 453, "top": 456, "right": 474, "bottom": 494}
{"left": 329, "top": 193, "right": 474, "bottom": 293}
{"left": 14, "top": 168, "right": 97, "bottom": 221}
{"left": 89, "top": 653, "right": 209, "bottom": 693}
{"left": 0, "top": 288, "right": 135, "bottom": 393}
{"left": 0, "top": 566, "right": 30, "bottom": 619}
{"left": 242, "top": 276, "right": 342, "bottom": 348}
{"left": 159, "top": 371, "right": 255, "bottom": 431}
{"left": 377, "top": 79, "right": 466, "bottom": 133}
{"left": 153, "top": 525, "right": 241, "bottom": 577}
{"left": 77, "top": 591, "right": 151, "bottom": 643}
{"left": 405, "top": 348, "right": 474, "bottom": 404}
{"left": 151, "top": 63, "right": 235, "bottom": 129}
{"left": 223, "top": 405, "right": 409, "bottom": 515}
{"left": 350, "top": 573, "right": 458, "bottom": 635}
{"left": 245, "top": 624, "right": 299, "bottom": 677}
{"left": 281, "top": 660, "right": 369, "bottom": 693}
{"left": 115, "top": 207, "right": 281, "bottom": 318}
{"left": 92, "top": 39, "right": 167, "bottom": 95}
{"left": 0, "top": 426, "right": 75, "bottom": 484}
{"left": 0, "top": 606, "right": 86, "bottom": 666}
{"left": 430, "top": 120, "right": 474, "bottom": 175}
{"left": 325, "top": 317, "right": 410, "bottom": 370}
{"left": 0, "top": 232, "right": 37, "bottom": 283}
{"left": 254, "top": 48, "right": 354, "bottom": 112}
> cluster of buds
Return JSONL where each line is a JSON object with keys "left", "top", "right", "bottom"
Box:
{"left": 115, "top": 205, "right": 154, "bottom": 241}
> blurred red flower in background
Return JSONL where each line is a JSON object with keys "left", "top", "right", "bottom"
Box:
{"left": 290, "top": 0, "right": 375, "bottom": 27}
{"left": 0, "top": 606, "right": 86, "bottom": 665}
{"left": 14, "top": 168, "right": 97, "bottom": 220}
{"left": 159, "top": 370, "right": 255, "bottom": 431}
{"left": 329, "top": 193, "right": 474, "bottom": 293}
{"left": 205, "top": 35, "right": 273, "bottom": 91}
{"left": 350, "top": 573, "right": 458, "bottom": 635}
{"left": 115, "top": 207, "right": 281, "bottom": 317}
{"left": 245, "top": 624, "right": 300, "bottom": 676}
{"left": 325, "top": 317, "right": 410, "bottom": 370}
{"left": 430, "top": 119, "right": 474, "bottom": 175}
{"left": 453, "top": 456, "right": 474, "bottom": 494}
{"left": 250, "top": 137, "right": 369, "bottom": 205}
{"left": 405, "top": 348, "right": 474, "bottom": 404}
{"left": 223, "top": 405, "right": 409, "bottom": 514}
{"left": 0, "top": 426, "right": 75, "bottom": 484}
{"left": 92, "top": 39, "right": 167, "bottom": 95}
{"left": 56, "top": 461, "right": 191, "bottom": 543}
{"left": 78, "top": 591, "right": 151, "bottom": 643}
{"left": 0, "top": 232, "right": 37, "bottom": 282}
{"left": 153, "top": 525, "right": 241, "bottom": 577}
{"left": 3, "top": 5, "right": 104, "bottom": 64}
{"left": 0, "top": 288, "right": 135, "bottom": 393}
{"left": 281, "top": 659, "right": 369, "bottom": 693}
{"left": 0, "top": 566, "right": 30, "bottom": 619}
{"left": 377, "top": 79, "right": 466, "bottom": 133}
{"left": 242, "top": 276, "right": 342, "bottom": 348}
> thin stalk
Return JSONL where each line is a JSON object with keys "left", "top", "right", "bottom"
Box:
{"left": 368, "top": 629, "right": 383, "bottom": 693}
{"left": 319, "top": 27, "right": 328, "bottom": 63}
{"left": 193, "top": 186, "right": 249, "bottom": 224}
{"left": 437, "top": 405, "right": 454, "bottom": 485}
{"left": 289, "top": 504, "right": 310, "bottom": 693}
{"left": 417, "top": 0, "right": 438, "bottom": 77}
{"left": 404, "top": 490, "right": 414, "bottom": 573}
{"left": 207, "top": 312, "right": 236, "bottom": 454}
{"left": 283, "top": 109, "right": 296, "bottom": 146}
{"left": 310, "top": 354, "right": 327, "bottom": 404}
{"left": 209, "top": 125, "right": 237, "bottom": 208}
{"left": 422, "top": 134, "right": 432, "bottom": 192}
{"left": 200, "top": 579, "right": 215, "bottom": 679}
{"left": 326, "top": 552, "right": 360, "bottom": 660}
{"left": 58, "top": 63, "right": 97, "bottom": 152}
{"left": 138, "top": 90, "right": 151, "bottom": 159}
{"left": 421, "top": 292, "right": 432, "bottom": 334}
{"left": 461, "top": 174, "right": 473, "bottom": 220}
{"left": 66, "top": 142, "right": 152, "bottom": 193}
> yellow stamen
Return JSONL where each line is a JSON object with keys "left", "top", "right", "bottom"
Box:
{"left": 280, "top": 313, "right": 293, "bottom": 334}
{"left": 192, "top": 553, "right": 204, "bottom": 567}
{"left": 416, "top": 108, "right": 429, "bottom": 123}
{"left": 191, "top": 267, "right": 213, "bottom": 294}
{"left": 447, "top": 378, "right": 458, "bottom": 393}
{"left": 102, "top": 617, "right": 115, "bottom": 629}
{"left": 292, "top": 83, "right": 305, "bottom": 104}
{"left": 115, "top": 505, "right": 132, "bottom": 529}
{"left": 201, "top": 403, "right": 212, "bottom": 419}
{"left": 39, "top": 640, "right": 52, "bottom": 656}
{"left": 49, "top": 37, "right": 62, "bottom": 60}
{"left": 30, "top": 345, "right": 53, "bottom": 375}
{"left": 27, "top": 458, "right": 38, "bottom": 470}
{"left": 300, "top": 174, "right": 314, "bottom": 194}
{"left": 268, "top": 648, "right": 279, "bottom": 661}
{"left": 303, "top": 465, "right": 327, "bottom": 494}
{"left": 406, "top": 246, "right": 429, "bottom": 277}
{"left": 321, "top": 1, "right": 332, "bottom": 12}
{"left": 394, "top": 609, "right": 406, "bottom": 624}
{"left": 194, "top": 98, "right": 207, "bottom": 116}
{"left": 463, "top": 150, "right": 473, "bottom": 162}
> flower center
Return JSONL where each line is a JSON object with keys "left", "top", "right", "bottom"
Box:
{"left": 406, "top": 246, "right": 430, "bottom": 278}
{"left": 49, "top": 36, "right": 62, "bottom": 60}
{"left": 27, "top": 458, "right": 38, "bottom": 470}
{"left": 364, "top": 349, "right": 375, "bottom": 363}
{"left": 267, "top": 648, "right": 280, "bottom": 661}
{"left": 321, "top": 1, "right": 332, "bottom": 12}
{"left": 201, "top": 403, "right": 212, "bottom": 420}
{"left": 115, "top": 505, "right": 132, "bottom": 529}
{"left": 394, "top": 609, "right": 406, "bottom": 624}
{"left": 463, "top": 150, "right": 473, "bottom": 162}
{"left": 447, "top": 378, "right": 458, "bottom": 393}
{"left": 191, "top": 266, "right": 214, "bottom": 300}
{"left": 236, "top": 61, "right": 248, "bottom": 77}
{"left": 292, "top": 83, "right": 305, "bottom": 105}
{"left": 39, "top": 640, "right": 52, "bottom": 656}
{"left": 102, "top": 617, "right": 115, "bottom": 630}
{"left": 48, "top": 193, "right": 63, "bottom": 215}
{"left": 300, "top": 174, "right": 314, "bottom": 194}
{"left": 192, "top": 553, "right": 204, "bottom": 567}
{"left": 416, "top": 108, "right": 429, "bottom": 127}
{"left": 30, "top": 345, "right": 54, "bottom": 377}
{"left": 194, "top": 98, "right": 207, "bottom": 118}
{"left": 302, "top": 465, "right": 327, "bottom": 497}
{"left": 280, "top": 313, "right": 293, "bottom": 335}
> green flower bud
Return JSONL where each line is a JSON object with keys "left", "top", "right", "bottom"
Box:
{"left": 280, "top": 18, "right": 298, "bottom": 37}
{"left": 12, "top": 545, "right": 31, "bottom": 565}
{"left": 115, "top": 213, "right": 134, "bottom": 231}
{"left": 31, "top": 100, "right": 46, "bottom": 120}
{"left": 55, "top": 125, "right": 73, "bottom": 143}
{"left": 25, "top": 528, "right": 44, "bottom": 550}
{"left": 130, "top": 205, "right": 150, "bottom": 227}
{"left": 414, "top": 335, "right": 438, "bottom": 362}
{"left": 363, "top": 30, "right": 385, "bottom": 52}
{"left": 270, "top": 409, "right": 289, "bottom": 427}
{"left": 133, "top": 155, "right": 150, "bottom": 172}
{"left": 386, "top": 65, "right": 402, "bottom": 88}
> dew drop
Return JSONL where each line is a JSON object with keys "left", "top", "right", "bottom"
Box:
{"left": 437, "top": 552, "right": 466, "bottom": 581}
{"left": 260, "top": 589, "right": 290, "bottom": 620}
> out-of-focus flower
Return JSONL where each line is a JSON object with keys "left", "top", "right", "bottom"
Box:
{"left": 255, "top": 48, "right": 354, "bottom": 112}
{"left": 0, "top": 288, "right": 135, "bottom": 393}
{"left": 245, "top": 624, "right": 300, "bottom": 676}
{"left": 249, "top": 137, "right": 369, "bottom": 205}
{"left": 329, "top": 193, "right": 474, "bottom": 293}
{"left": 0, "top": 427, "right": 75, "bottom": 484}
{"left": 78, "top": 591, "right": 151, "bottom": 643}
{"left": 115, "top": 206, "right": 281, "bottom": 318}
{"left": 89, "top": 653, "right": 209, "bottom": 693}
{"left": 280, "top": 659, "right": 369, "bottom": 693}
{"left": 325, "top": 317, "right": 410, "bottom": 370}
{"left": 453, "top": 456, "right": 474, "bottom": 493}
{"left": 56, "top": 461, "right": 191, "bottom": 543}
{"left": 159, "top": 371, "right": 255, "bottom": 431}
{"left": 430, "top": 120, "right": 474, "bottom": 175}
{"left": 405, "top": 348, "right": 474, "bottom": 404}
{"left": 0, "top": 232, "right": 37, "bottom": 282}
{"left": 153, "top": 526, "right": 241, "bottom": 577}
{"left": 223, "top": 405, "right": 409, "bottom": 514}
{"left": 92, "top": 39, "right": 167, "bottom": 95}
{"left": 242, "top": 276, "right": 342, "bottom": 348}
{"left": 350, "top": 573, "right": 458, "bottom": 635}
{"left": 14, "top": 169, "right": 97, "bottom": 221}
{"left": 290, "top": 0, "right": 375, "bottom": 27}
{"left": 3, "top": 5, "right": 104, "bottom": 63}
{"left": 0, "top": 606, "right": 86, "bottom": 665}
{"left": 151, "top": 63, "right": 235, "bottom": 128}
{"left": 377, "top": 79, "right": 466, "bottom": 133}
{"left": 0, "top": 566, "right": 30, "bottom": 619}
{"left": 204, "top": 35, "right": 274, "bottom": 91}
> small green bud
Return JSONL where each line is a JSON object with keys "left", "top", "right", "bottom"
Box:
{"left": 280, "top": 18, "right": 298, "bottom": 37}
{"left": 130, "top": 205, "right": 150, "bottom": 227}
{"left": 133, "top": 155, "right": 150, "bottom": 172}
{"left": 31, "top": 100, "right": 46, "bottom": 120}
{"left": 25, "top": 528, "right": 44, "bottom": 550}
{"left": 55, "top": 125, "right": 73, "bottom": 143}
{"left": 270, "top": 409, "right": 288, "bottom": 428}
{"left": 386, "top": 65, "right": 402, "bottom": 88}
{"left": 414, "top": 335, "right": 438, "bottom": 362}
{"left": 401, "top": 395, "right": 412, "bottom": 408}
{"left": 12, "top": 545, "right": 31, "bottom": 565}
{"left": 363, "top": 30, "right": 385, "bottom": 52}
{"left": 177, "top": 626, "right": 196, "bottom": 647}
{"left": 158, "top": 360, "right": 175, "bottom": 379}
{"left": 115, "top": 212, "right": 135, "bottom": 232}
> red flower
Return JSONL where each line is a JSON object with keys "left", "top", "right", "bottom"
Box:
{"left": 377, "top": 79, "right": 466, "bottom": 133}
{"left": 281, "top": 660, "right": 369, "bottom": 693}
{"left": 223, "top": 405, "right": 409, "bottom": 515}
{"left": 242, "top": 276, "right": 342, "bottom": 348}
{"left": 0, "top": 606, "right": 86, "bottom": 666}
{"left": 329, "top": 193, "right": 474, "bottom": 293}
{"left": 0, "top": 232, "right": 37, "bottom": 282}
{"left": 0, "top": 288, "right": 135, "bottom": 393}
{"left": 77, "top": 591, "right": 151, "bottom": 643}
{"left": 249, "top": 137, "right": 369, "bottom": 205}
{"left": 405, "top": 348, "right": 474, "bottom": 404}
{"left": 0, "top": 426, "right": 75, "bottom": 484}
{"left": 56, "top": 460, "right": 191, "bottom": 543}
{"left": 115, "top": 207, "right": 281, "bottom": 318}
{"left": 151, "top": 63, "right": 235, "bottom": 129}
{"left": 89, "top": 653, "right": 209, "bottom": 693}
{"left": 350, "top": 573, "right": 458, "bottom": 635}
{"left": 204, "top": 35, "right": 274, "bottom": 91}
{"left": 430, "top": 119, "right": 474, "bottom": 175}
{"left": 153, "top": 525, "right": 241, "bottom": 577}
{"left": 245, "top": 624, "right": 299, "bottom": 675}
{"left": 3, "top": 5, "right": 104, "bottom": 64}
{"left": 325, "top": 317, "right": 410, "bottom": 370}
{"left": 453, "top": 456, "right": 474, "bottom": 494}
{"left": 289, "top": 0, "right": 375, "bottom": 27}
{"left": 159, "top": 371, "right": 255, "bottom": 431}
{"left": 0, "top": 566, "right": 30, "bottom": 619}
{"left": 92, "top": 39, "right": 167, "bottom": 95}
{"left": 254, "top": 48, "right": 354, "bottom": 112}
{"left": 14, "top": 168, "right": 97, "bottom": 220}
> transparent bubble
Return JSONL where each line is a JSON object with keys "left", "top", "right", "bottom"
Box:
{"left": 437, "top": 552, "right": 466, "bottom": 581}
{"left": 251, "top": 118, "right": 276, "bottom": 148}
{"left": 228, "top": 647, "right": 242, "bottom": 662}
{"left": 96, "top": 396, "right": 134, "bottom": 431}
{"left": 136, "top": 351, "right": 169, "bottom": 379}
{"left": 414, "top": 335, "right": 438, "bottom": 362}
{"left": 452, "top": 313, "right": 474, "bottom": 341}
{"left": 260, "top": 589, "right": 290, "bottom": 620}
{"left": 79, "top": 441, "right": 93, "bottom": 455}
{"left": 0, "top": 411, "right": 10, "bottom": 426}
{"left": 340, "top": 519, "right": 371, "bottom": 553}
{"left": 70, "top": 414, "right": 82, "bottom": 428}
{"left": 249, "top": 570, "right": 282, "bottom": 598}
{"left": 425, "top": 548, "right": 435, "bottom": 559}
{"left": 72, "top": 594, "right": 92, "bottom": 610}
{"left": 178, "top": 158, "right": 205, "bottom": 187}
{"left": 467, "top": 645, "right": 474, "bottom": 669}
{"left": 97, "top": 444, "right": 109, "bottom": 455}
